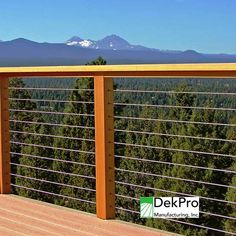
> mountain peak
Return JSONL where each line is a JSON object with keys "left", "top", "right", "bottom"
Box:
{"left": 65, "top": 34, "right": 151, "bottom": 51}
{"left": 100, "top": 34, "right": 129, "bottom": 42}
{"left": 182, "top": 49, "right": 200, "bottom": 56}
{"left": 9, "top": 38, "right": 38, "bottom": 45}
{"left": 12, "top": 38, "right": 31, "bottom": 42}
{"left": 95, "top": 34, "right": 132, "bottom": 50}
{"left": 103, "top": 34, "right": 125, "bottom": 40}
{"left": 68, "top": 36, "right": 83, "bottom": 42}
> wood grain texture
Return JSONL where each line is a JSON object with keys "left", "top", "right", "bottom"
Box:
{"left": 0, "top": 77, "right": 10, "bottom": 194}
{"left": 94, "top": 76, "right": 115, "bottom": 219}
{"left": 0, "top": 195, "right": 175, "bottom": 236}
{"left": 0, "top": 63, "right": 236, "bottom": 77}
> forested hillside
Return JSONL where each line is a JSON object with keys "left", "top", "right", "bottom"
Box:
{"left": 9, "top": 58, "right": 236, "bottom": 235}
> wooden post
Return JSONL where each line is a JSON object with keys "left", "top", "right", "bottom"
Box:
{"left": 94, "top": 76, "right": 115, "bottom": 219}
{"left": 0, "top": 77, "right": 10, "bottom": 194}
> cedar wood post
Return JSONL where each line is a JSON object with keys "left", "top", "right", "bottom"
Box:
{"left": 0, "top": 77, "right": 11, "bottom": 194}
{"left": 94, "top": 76, "right": 115, "bottom": 219}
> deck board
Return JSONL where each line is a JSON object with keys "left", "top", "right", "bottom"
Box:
{"left": 0, "top": 195, "right": 174, "bottom": 236}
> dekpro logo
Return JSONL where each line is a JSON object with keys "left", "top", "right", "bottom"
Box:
{"left": 154, "top": 197, "right": 199, "bottom": 208}
{"left": 140, "top": 197, "right": 199, "bottom": 218}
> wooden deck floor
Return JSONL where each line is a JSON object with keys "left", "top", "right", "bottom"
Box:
{"left": 0, "top": 195, "right": 174, "bottom": 236}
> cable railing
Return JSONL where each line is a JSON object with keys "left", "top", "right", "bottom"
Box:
{"left": 0, "top": 64, "right": 236, "bottom": 236}
{"left": 114, "top": 81, "right": 236, "bottom": 235}
{"left": 9, "top": 80, "right": 96, "bottom": 214}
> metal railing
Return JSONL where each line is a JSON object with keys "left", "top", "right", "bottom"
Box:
{"left": 0, "top": 64, "right": 236, "bottom": 235}
{"left": 9, "top": 82, "right": 96, "bottom": 213}
{"left": 114, "top": 84, "right": 236, "bottom": 235}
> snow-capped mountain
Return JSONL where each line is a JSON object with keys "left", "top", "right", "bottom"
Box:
{"left": 65, "top": 34, "right": 154, "bottom": 51}
{"left": 66, "top": 36, "right": 96, "bottom": 48}
{"left": 1, "top": 37, "right": 236, "bottom": 67}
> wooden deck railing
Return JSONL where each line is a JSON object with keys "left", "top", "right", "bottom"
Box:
{"left": 0, "top": 63, "right": 236, "bottom": 222}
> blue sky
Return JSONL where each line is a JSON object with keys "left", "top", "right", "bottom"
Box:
{"left": 0, "top": 0, "right": 235, "bottom": 53}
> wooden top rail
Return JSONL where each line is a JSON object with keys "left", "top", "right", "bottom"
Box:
{"left": 0, "top": 63, "right": 236, "bottom": 77}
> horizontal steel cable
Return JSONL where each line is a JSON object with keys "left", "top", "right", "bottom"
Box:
{"left": 11, "top": 174, "right": 96, "bottom": 192}
{"left": 9, "top": 98, "right": 94, "bottom": 104}
{"left": 115, "top": 155, "right": 236, "bottom": 174}
{"left": 115, "top": 181, "right": 236, "bottom": 205}
{"left": 115, "top": 129, "right": 236, "bottom": 143}
{"left": 10, "top": 141, "right": 95, "bottom": 155}
{"left": 10, "top": 109, "right": 94, "bottom": 117}
{"left": 11, "top": 163, "right": 96, "bottom": 180}
{"left": 10, "top": 120, "right": 95, "bottom": 130}
{"left": 166, "top": 218, "right": 235, "bottom": 236}
{"left": 11, "top": 184, "right": 96, "bottom": 205}
{"left": 115, "top": 142, "right": 236, "bottom": 159}
{"left": 115, "top": 115, "right": 236, "bottom": 127}
{"left": 115, "top": 207, "right": 235, "bottom": 235}
{"left": 115, "top": 194, "right": 139, "bottom": 201}
{"left": 114, "top": 102, "right": 236, "bottom": 112}
{"left": 10, "top": 152, "right": 95, "bottom": 167}
{"left": 115, "top": 89, "right": 236, "bottom": 96}
{"left": 9, "top": 87, "right": 94, "bottom": 92}
{"left": 115, "top": 168, "right": 235, "bottom": 189}
{"left": 115, "top": 207, "right": 139, "bottom": 214}
{"left": 10, "top": 130, "right": 95, "bottom": 142}
{"left": 201, "top": 211, "right": 236, "bottom": 221}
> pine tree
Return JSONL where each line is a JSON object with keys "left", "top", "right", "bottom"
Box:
{"left": 52, "top": 57, "right": 106, "bottom": 212}
{"left": 16, "top": 123, "right": 54, "bottom": 202}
